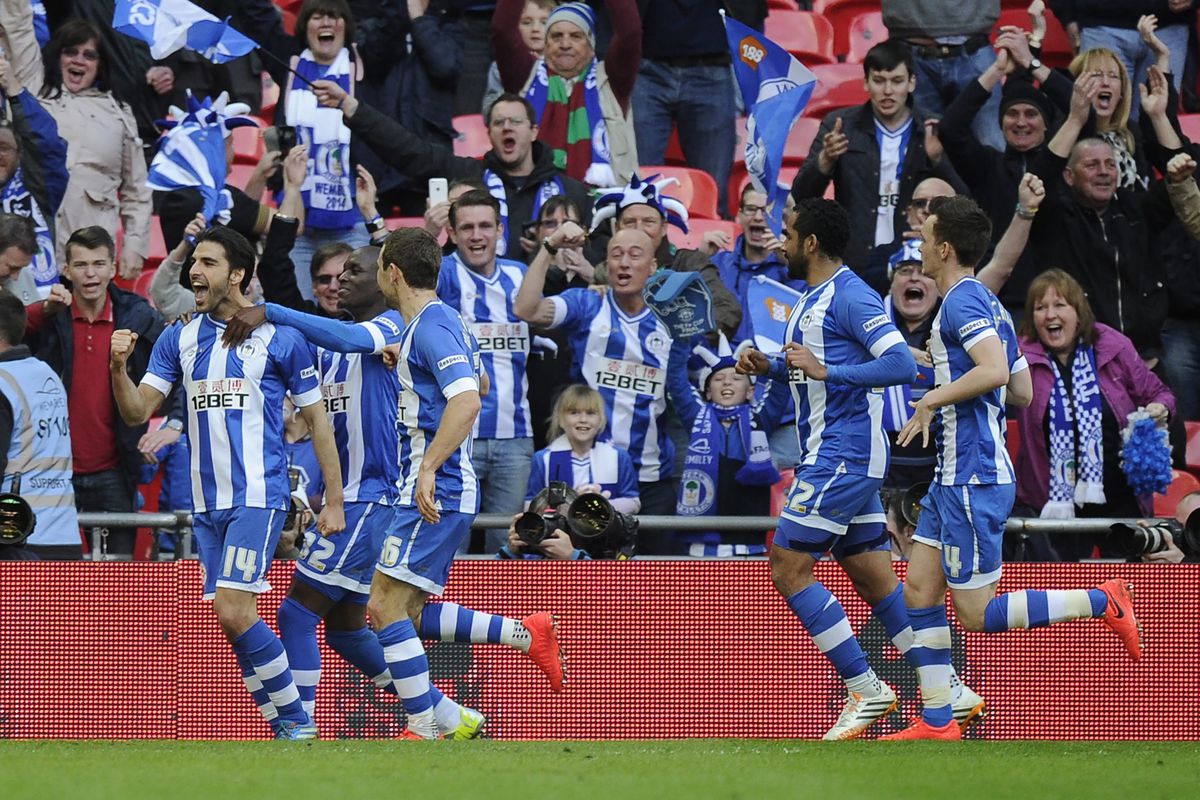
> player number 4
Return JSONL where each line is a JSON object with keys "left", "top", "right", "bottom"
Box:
{"left": 944, "top": 546, "right": 963, "bottom": 579}
{"left": 222, "top": 546, "right": 259, "bottom": 582}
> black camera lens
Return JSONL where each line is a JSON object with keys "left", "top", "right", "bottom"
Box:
{"left": 514, "top": 511, "right": 551, "bottom": 546}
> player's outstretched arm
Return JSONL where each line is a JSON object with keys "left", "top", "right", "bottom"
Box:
{"left": 899, "top": 334, "right": 1010, "bottom": 448}
{"left": 297, "top": 399, "right": 346, "bottom": 536}
{"left": 109, "top": 329, "right": 167, "bottom": 425}
{"left": 415, "top": 389, "right": 481, "bottom": 524}
{"left": 825, "top": 340, "right": 918, "bottom": 387}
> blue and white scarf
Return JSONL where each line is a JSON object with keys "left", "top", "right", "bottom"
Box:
{"left": 678, "top": 403, "right": 779, "bottom": 519}
{"left": 1, "top": 168, "right": 56, "bottom": 291}
{"left": 285, "top": 49, "right": 356, "bottom": 231}
{"left": 524, "top": 57, "right": 614, "bottom": 187}
{"left": 483, "top": 169, "right": 564, "bottom": 258}
{"left": 1042, "top": 345, "right": 1106, "bottom": 518}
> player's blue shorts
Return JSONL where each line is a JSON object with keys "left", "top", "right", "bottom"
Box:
{"left": 773, "top": 467, "right": 890, "bottom": 560}
{"left": 373, "top": 506, "right": 472, "bottom": 595}
{"left": 912, "top": 482, "right": 1014, "bottom": 589}
{"left": 193, "top": 507, "right": 285, "bottom": 600}
{"left": 293, "top": 501, "right": 394, "bottom": 604}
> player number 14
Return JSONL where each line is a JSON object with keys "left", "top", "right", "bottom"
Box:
{"left": 222, "top": 545, "right": 259, "bottom": 582}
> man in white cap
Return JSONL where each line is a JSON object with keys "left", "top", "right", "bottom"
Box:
{"left": 491, "top": 0, "right": 642, "bottom": 186}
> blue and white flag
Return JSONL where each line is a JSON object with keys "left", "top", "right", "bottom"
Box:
{"left": 147, "top": 96, "right": 231, "bottom": 225}
{"left": 746, "top": 275, "right": 803, "bottom": 352}
{"left": 113, "top": 0, "right": 257, "bottom": 63}
{"left": 723, "top": 14, "right": 816, "bottom": 236}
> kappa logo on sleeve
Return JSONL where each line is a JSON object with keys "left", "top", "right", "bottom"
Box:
{"left": 958, "top": 318, "right": 991, "bottom": 338}
{"left": 862, "top": 314, "right": 889, "bottom": 333}
{"left": 436, "top": 354, "right": 469, "bottom": 371}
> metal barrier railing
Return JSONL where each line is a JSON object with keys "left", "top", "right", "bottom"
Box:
{"left": 75, "top": 511, "right": 1154, "bottom": 560}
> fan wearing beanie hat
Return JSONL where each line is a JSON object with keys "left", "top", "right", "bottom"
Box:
{"left": 665, "top": 333, "right": 789, "bottom": 556}
{"left": 491, "top": 0, "right": 642, "bottom": 185}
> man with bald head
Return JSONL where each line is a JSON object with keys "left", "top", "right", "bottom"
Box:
{"left": 1029, "top": 69, "right": 1189, "bottom": 363}
{"left": 516, "top": 223, "right": 679, "bottom": 545}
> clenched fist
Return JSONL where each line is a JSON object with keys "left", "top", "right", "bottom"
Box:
{"left": 110, "top": 329, "right": 139, "bottom": 371}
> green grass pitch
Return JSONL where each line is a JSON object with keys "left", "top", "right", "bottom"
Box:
{"left": 2, "top": 741, "right": 1197, "bottom": 800}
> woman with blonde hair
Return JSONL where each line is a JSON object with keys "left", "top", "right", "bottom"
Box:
{"left": 1014, "top": 269, "right": 1174, "bottom": 558}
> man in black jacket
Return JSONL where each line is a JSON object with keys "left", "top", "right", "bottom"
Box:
{"left": 791, "top": 41, "right": 963, "bottom": 293}
{"left": 24, "top": 226, "right": 181, "bottom": 558}
{"left": 308, "top": 80, "right": 592, "bottom": 263}
{"left": 1029, "top": 71, "right": 1187, "bottom": 363}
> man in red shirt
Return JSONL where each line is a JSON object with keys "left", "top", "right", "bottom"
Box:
{"left": 25, "top": 226, "right": 180, "bottom": 559}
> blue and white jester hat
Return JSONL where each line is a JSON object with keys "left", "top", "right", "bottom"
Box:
{"left": 591, "top": 173, "right": 690, "bottom": 234}
{"left": 156, "top": 91, "right": 258, "bottom": 138}
{"left": 693, "top": 332, "right": 739, "bottom": 391}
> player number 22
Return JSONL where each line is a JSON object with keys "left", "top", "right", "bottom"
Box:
{"left": 222, "top": 546, "right": 259, "bottom": 582}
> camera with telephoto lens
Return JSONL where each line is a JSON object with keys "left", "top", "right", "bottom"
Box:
{"left": 883, "top": 482, "right": 930, "bottom": 528}
{"left": 281, "top": 467, "right": 310, "bottom": 534}
{"left": 514, "top": 481, "right": 638, "bottom": 558}
{"left": 1107, "top": 509, "right": 1200, "bottom": 559}
{"left": 0, "top": 474, "right": 36, "bottom": 549}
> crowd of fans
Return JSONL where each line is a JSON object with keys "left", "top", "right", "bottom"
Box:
{"left": 0, "top": 0, "right": 1196, "bottom": 564}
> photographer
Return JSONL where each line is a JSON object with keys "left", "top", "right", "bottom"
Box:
{"left": 499, "top": 482, "right": 637, "bottom": 560}
{"left": 1132, "top": 491, "right": 1200, "bottom": 564}
{"left": 0, "top": 287, "right": 78, "bottom": 559}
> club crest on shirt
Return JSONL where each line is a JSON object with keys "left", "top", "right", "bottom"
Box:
{"left": 236, "top": 339, "right": 261, "bottom": 360}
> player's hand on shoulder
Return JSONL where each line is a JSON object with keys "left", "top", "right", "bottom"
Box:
{"left": 109, "top": 329, "right": 138, "bottom": 370}
{"left": 221, "top": 305, "right": 268, "bottom": 349}
{"left": 316, "top": 500, "right": 345, "bottom": 536}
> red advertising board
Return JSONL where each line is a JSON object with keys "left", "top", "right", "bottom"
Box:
{"left": 1, "top": 561, "right": 1195, "bottom": 740}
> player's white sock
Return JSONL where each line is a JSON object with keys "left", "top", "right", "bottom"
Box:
{"left": 420, "top": 602, "right": 531, "bottom": 653}
{"left": 430, "top": 687, "right": 463, "bottom": 734}
{"left": 845, "top": 668, "right": 883, "bottom": 699}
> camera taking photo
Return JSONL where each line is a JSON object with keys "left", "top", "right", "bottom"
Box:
{"left": 514, "top": 481, "right": 638, "bottom": 559}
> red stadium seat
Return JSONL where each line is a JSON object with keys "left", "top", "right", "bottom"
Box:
{"left": 640, "top": 165, "right": 721, "bottom": 220}
{"left": 1154, "top": 470, "right": 1200, "bottom": 517}
{"left": 813, "top": 0, "right": 882, "bottom": 59}
{"left": 1006, "top": 419, "right": 1022, "bottom": 469}
{"left": 763, "top": 11, "right": 836, "bottom": 66}
{"left": 803, "top": 63, "right": 868, "bottom": 118}
{"left": 452, "top": 114, "right": 491, "bottom": 160}
{"left": 767, "top": 0, "right": 797, "bottom": 10}
{"left": 231, "top": 119, "right": 265, "bottom": 166}
{"left": 668, "top": 218, "right": 739, "bottom": 253}
{"left": 133, "top": 269, "right": 157, "bottom": 302}
{"left": 1178, "top": 114, "right": 1200, "bottom": 144}
{"left": 281, "top": 8, "right": 298, "bottom": 36}
{"left": 227, "top": 163, "right": 259, "bottom": 195}
{"left": 846, "top": 11, "right": 889, "bottom": 64}
{"left": 1185, "top": 421, "right": 1200, "bottom": 474}
{"left": 993, "top": 9, "right": 1075, "bottom": 69}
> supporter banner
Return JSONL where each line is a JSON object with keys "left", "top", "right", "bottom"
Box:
{"left": 0, "top": 562, "right": 1196, "bottom": 740}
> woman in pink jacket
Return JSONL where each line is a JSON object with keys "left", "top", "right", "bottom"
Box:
{"left": 1014, "top": 269, "right": 1175, "bottom": 560}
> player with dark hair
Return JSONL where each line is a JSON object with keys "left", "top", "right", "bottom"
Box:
{"left": 883, "top": 196, "right": 1141, "bottom": 740}
{"left": 109, "top": 227, "right": 346, "bottom": 739}
{"left": 737, "top": 199, "right": 981, "bottom": 739}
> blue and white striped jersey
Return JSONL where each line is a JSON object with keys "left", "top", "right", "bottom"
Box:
{"left": 929, "top": 277, "right": 1021, "bottom": 486}
{"left": 526, "top": 438, "right": 640, "bottom": 504}
{"left": 142, "top": 315, "right": 322, "bottom": 513}
{"left": 437, "top": 253, "right": 531, "bottom": 440}
{"left": 314, "top": 310, "right": 406, "bottom": 505}
{"left": 548, "top": 289, "right": 674, "bottom": 483}
{"left": 783, "top": 266, "right": 906, "bottom": 479}
{"left": 395, "top": 300, "right": 482, "bottom": 513}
